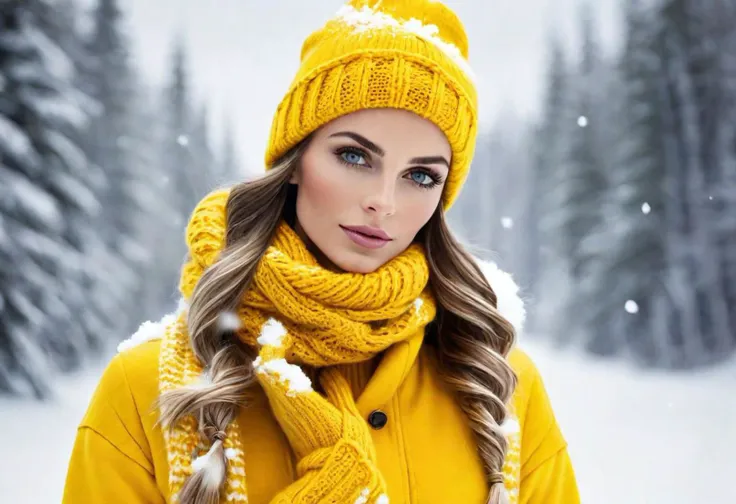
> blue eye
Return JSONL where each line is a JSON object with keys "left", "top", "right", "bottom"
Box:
{"left": 341, "top": 150, "right": 367, "bottom": 165}
{"left": 411, "top": 171, "right": 433, "bottom": 186}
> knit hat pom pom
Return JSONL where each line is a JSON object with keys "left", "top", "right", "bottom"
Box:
{"left": 339, "top": 0, "right": 468, "bottom": 57}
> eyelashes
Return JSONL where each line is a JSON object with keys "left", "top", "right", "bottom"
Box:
{"left": 333, "top": 146, "right": 445, "bottom": 190}
{"left": 408, "top": 169, "right": 443, "bottom": 189}
{"left": 336, "top": 146, "right": 368, "bottom": 167}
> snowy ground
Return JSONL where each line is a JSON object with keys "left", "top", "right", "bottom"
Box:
{"left": 527, "top": 339, "right": 736, "bottom": 503}
{"left": 0, "top": 339, "right": 734, "bottom": 503}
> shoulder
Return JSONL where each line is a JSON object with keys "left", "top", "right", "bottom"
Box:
{"left": 82, "top": 339, "right": 162, "bottom": 432}
{"left": 95, "top": 300, "right": 189, "bottom": 420}
{"left": 72, "top": 338, "right": 163, "bottom": 475}
{"left": 508, "top": 346, "right": 552, "bottom": 419}
{"left": 115, "top": 338, "right": 163, "bottom": 406}
{"left": 80, "top": 301, "right": 183, "bottom": 440}
{"left": 507, "top": 346, "right": 568, "bottom": 474}
{"left": 507, "top": 346, "right": 540, "bottom": 401}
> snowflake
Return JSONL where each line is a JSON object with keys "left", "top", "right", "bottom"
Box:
{"left": 625, "top": 300, "right": 639, "bottom": 314}
{"left": 217, "top": 311, "right": 242, "bottom": 332}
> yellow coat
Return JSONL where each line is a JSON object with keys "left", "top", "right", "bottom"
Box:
{"left": 63, "top": 259, "right": 579, "bottom": 503}
{"left": 63, "top": 337, "right": 578, "bottom": 503}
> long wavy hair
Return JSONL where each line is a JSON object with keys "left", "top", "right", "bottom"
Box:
{"left": 157, "top": 138, "right": 518, "bottom": 504}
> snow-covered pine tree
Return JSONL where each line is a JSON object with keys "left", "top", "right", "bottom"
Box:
{"left": 0, "top": 1, "right": 94, "bottom": 396}
{"left": 446, "top": 127, "right": 492, "bottom": 249}
{"left": 163, "top": 40, "right": 206, "bottom": 220}
{"left": 555, "top": 4, "right": 610, "bottom": 345}
{"left": 217, "top": 114, "right": 243, "bottom": 186}
{"left": 446, "top": 111, "right": 531, "bottom": 281}
{"left": 714, "top": 1, "right": 736, "bottom": 343}
{"left": 529, "top": 36, "right": 575, "bottom": 337}
{"left": 82, "top": 0, "right": 145, "bottom": 340}
{"left": 505, "top": 120, "right": 538, "bottom": 293}
{"left": 191, "top": 103, "right": 217, "bottom": 188}
{"left": 691, "top": 0, "right": 736, "bottom": 351}
{"left": 146, "top": 39, "right": 208, "bottom": 315}
{"left": 126, "top": 80, "right": 182, "bottom": 323}
{"left": 33, "top": 0, "right": 106, "bottom": 367}
{"left": 656, "top": 0, "right": 732, "bottom": 366}
{"left": 482, "top": 111, "right": 533, "bottom": 279}
{"left": 581, "top": 0, "right": 671, "bottom": 361}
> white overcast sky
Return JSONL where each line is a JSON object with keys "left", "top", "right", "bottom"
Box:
{"left": 118, "top": 0, "right": 623, "bottom": 173}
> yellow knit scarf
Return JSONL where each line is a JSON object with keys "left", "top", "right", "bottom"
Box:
{"left": 160, "top": 188, "right": 439, "bottom": 502}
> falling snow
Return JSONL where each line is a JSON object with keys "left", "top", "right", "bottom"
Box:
{"left": 625, "top": 300, "right": 639, "bottom": 314}
{"left": 577, "top": 115, "right": 588, "bottom": 127}
{"left": 641, "top": 202, "right": 651, "bottom": 214}
{"left": 501, "top": 216, "right": 514, "bottom": 229}
{"left": 217, "top": 311, "right": 242, "bottom": 332}
{"left": 176, "top": 134, "right": 189, "bottom": 146}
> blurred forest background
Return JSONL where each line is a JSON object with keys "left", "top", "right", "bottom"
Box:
{"left": 1, "top": 0, "right": 736, "bottom": 399}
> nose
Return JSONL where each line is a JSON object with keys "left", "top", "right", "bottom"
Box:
{"left": 362, "top": 174, "right": 396, "bottom": 217}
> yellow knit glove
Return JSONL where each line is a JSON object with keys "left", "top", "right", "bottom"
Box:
{"left": 254, "top": 320, "right": 388, "bottom": 504}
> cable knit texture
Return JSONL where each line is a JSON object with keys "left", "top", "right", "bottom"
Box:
{"left": 160, "top": 188, "right": 524, "bottom": 502}
{"left": 263, "top": 0, "right": 477, "bottom": 209}
{"left": 179, "top": 189, "right": 436, "bottom": 367}
{"left": 163, "top": 188, "right": 438, "bottom": 503}
{"left": 256, "top": 335, "right": 390, "bottom": 503}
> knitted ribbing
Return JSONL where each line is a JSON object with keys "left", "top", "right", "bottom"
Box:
{"left": 159, "top": 187, "right": 522, "bottom": 503}
{"left": 180, "top": 188, "right": 437, "bottom": 366}
{"left": 264, "top": 0, "right": 477, "bottom": 209}
{"left": 164, "top": 187, "right": 434, "bottom": 503}
{"left": 255, "top": 339, "right": 389, "bottom": 502}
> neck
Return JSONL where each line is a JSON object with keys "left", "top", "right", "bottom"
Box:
{"left": 293, "top": 219, "right": 345, "bottom": 273}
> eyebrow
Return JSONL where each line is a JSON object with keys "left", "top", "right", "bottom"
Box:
{"left": 409, "top": 156, "right": 450, "bottom": 169}
{"left": 328, "top": 131, "right": 450, "bottom": 168}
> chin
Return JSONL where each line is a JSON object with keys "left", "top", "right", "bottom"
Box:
{"left": 330, "top": 251, "right": 388, "bottom": 274}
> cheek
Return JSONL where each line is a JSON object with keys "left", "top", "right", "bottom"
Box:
{"left": 397, "top": 189, "right": 441, "bottom": 236}
{"left": 297, "top": 153, "right": 358, "bottom": 223}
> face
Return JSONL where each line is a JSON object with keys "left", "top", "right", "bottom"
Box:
{"left": 291, "top": 108, "right": 451, "bottom": 274}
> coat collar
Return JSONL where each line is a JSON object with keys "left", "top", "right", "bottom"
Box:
{"left": 355, "top": 256, "right": 525, "bottom": 416}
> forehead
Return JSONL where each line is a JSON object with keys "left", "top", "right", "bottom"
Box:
{"left": 318, "top": 108, "right": 451, "bottom": 159}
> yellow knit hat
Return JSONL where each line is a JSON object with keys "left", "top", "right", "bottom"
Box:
{"left": 264, "top": 0, "right": 477, "bottom": 209}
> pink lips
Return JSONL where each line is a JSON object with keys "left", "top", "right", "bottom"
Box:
{"left": 340, "top": 225, "right": 392, "bottom": 249}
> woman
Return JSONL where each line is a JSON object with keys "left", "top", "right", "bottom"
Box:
{"left": 63, "top": 1, "right": 579, "bottom": 503}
